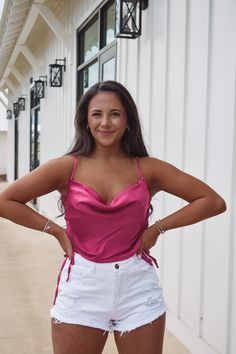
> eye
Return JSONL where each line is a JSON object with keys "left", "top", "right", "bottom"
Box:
{"left": 92, "top": 112, "right": 101, "bottom": 117}
{"left": 112, "top": 111, "right": 120, "bottom": 116}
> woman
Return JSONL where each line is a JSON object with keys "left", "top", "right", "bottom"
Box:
{"left": 0, "top": 81, "right": 226, "bottom": 354}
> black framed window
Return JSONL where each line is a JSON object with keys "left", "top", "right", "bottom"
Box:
{"left": 77, "top": 0, "right": 116, "bottom": 100}
{"left": 29, "top": 86, "right": 41, "bottom": 207}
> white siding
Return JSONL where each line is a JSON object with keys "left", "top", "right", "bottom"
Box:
{"left": 6, "top": 118, "right": 15, "bottom": 182}
{"left": 0, "top": 102, "right": 7, "bottom": 176}
{"left": 0, "top": 102, "right": 7, "bottom": 131}
{"left": 0, "top": 131, "right": 7, "bottom": 175}
{"left": 118, "top": 0, "right": 236, "bottom": 353}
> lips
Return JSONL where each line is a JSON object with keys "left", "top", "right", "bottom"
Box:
{"left": 98, "top": 130, "right": 115, "bottom": 136}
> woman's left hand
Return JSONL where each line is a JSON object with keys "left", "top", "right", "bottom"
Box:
{"left": 136, "top": 225, "right": 160, "bottom": 257}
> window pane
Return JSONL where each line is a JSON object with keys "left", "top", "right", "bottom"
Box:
{"left": 106, "top": 2, "right": 115, "bottom": 45}
{"left": 84, "top": 19, "right": 99, "bottom": 62}
{"left": 102, "top": 57, "right": 115, "bottom": 81}
{"left": 83, "top": 61, "right": 99, "bottom": 94}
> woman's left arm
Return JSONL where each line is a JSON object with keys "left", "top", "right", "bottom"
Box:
{"left": 137, "top": 157, "right": 226, "bottom": 255}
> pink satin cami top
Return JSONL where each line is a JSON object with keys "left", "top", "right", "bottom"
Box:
{"left": 63, "top": 156, "right": 158, "bottom": 267}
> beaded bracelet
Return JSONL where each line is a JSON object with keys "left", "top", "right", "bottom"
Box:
{"left": 42, "top": 219, "right": 51, "bottom": 233}
{"left": 155, "top": 219, "right": 165, "bottom": 234}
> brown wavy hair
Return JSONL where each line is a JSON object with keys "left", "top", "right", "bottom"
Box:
{"left": 68, "top": 80, "right": 149, "bottom": 157}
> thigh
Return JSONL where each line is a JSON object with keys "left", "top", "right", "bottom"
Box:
{"left": 51, "top": 320, "right": 109, "bottom": 354}
{"left": 114, "top": 313, "right": 166, "bottom": 354}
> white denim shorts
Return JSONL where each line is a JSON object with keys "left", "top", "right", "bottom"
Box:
{"left": 50, "top": 252, "right": 166, "bottom": 334}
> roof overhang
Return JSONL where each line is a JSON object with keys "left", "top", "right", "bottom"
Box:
{"left": 0, "top": 0, "right": 70, "bottom": 98}
{"left": 0, "top": 0, "right": 32, "bottom": 86}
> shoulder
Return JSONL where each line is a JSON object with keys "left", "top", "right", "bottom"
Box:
{"left": 25, "top": 155, "right": 76, "bottom": 188}
{"left": 41, "top": 155, "right": 76, "bottom": 183}
{"left": 0, "top": 155, "right": 77, "bottom": 203}
{"left": 138, "top": 156, "right": 169, "bottom": 177}
{"left": 138, "top": 157, "right": 181, "bottom": 192}
{"left": 138, "top": 156, "right": 179, "bottom": 175}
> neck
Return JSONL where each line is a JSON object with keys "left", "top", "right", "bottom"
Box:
{"left": 90, "top": 144, "right": 127, "bottom": 161}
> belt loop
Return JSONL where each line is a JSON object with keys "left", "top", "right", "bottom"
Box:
{"left": 66, "top": 252, "right": 75, "bottom": 282}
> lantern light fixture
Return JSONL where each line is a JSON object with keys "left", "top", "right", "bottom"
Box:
{"left": 49, "top": 57, "right": 66, "bottom": 87}
{"left": 13, "top": 102, "right": 19, "bottom": 116}
{"left": 115, "top": 0, "right": 149, "bottom": 39}
{"left": 18, "top": 95, "right": 27, "bottom": 111}
{"left": 34, "top": 76, "right": 47, "bottom": 99}
{"left": 6, "top": 109, "right": 12, "bottom": 120}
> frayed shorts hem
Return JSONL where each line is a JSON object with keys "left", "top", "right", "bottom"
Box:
{"left": 50, "top": 307, "right": 166, "bottom": 335}
{"left": 50, "top": 309, "right": 112, "bottom": 333}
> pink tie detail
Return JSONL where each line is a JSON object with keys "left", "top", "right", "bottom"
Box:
{"left": 53, "top": 252, "right": 75, "bottom": 305}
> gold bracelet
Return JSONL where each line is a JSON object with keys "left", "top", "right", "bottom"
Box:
{"left": 155, "top": 220, "right": 165, "bottom": 234}
{"left": 42, "top": 219, "right": 51, "bottom": 232}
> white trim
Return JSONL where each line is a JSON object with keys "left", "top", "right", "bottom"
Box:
{"left": 17, "top": 3, "right": 39, "bottom": 44}
{"left": 34, "top": 3, "right": 71, "bottom": 51}
{"left": 10, "top": 67, "right": 28, "bottom": 92}
{"left": 18, "top": 44, "right": 41, "bottom": 73}
{"left": 74, "top": 0, "right": 104, "bottom": 29}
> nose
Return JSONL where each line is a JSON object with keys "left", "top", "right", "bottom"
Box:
{"left": 100, "top": 114, "right": 111, "bottom": 127}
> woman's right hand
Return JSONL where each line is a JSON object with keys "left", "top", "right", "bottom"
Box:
{"left": 55, "top": 230, "right": 73, "bottom": 260}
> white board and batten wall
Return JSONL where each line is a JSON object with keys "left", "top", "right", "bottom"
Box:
{"left": 7, "top": 0, "right": 236, "bottom": 353}
{"left": 118, "top": 1, "right": 236, "bottom": 353}
{"left": 0, "top": 101, "right": 7, "bottom": 176}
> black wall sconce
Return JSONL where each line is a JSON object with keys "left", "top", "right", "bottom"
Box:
{"left": 115, "top": 0, "right": 149, "bottom": 39}
{"left": 18, "top": 95, "right": 27, "bottom": 111}
{"left": 34, "top": 76, "right": 47, "bottom": 99}
{"left": 13, "top": 102, "right": 19, "bottom": 116}
{"left": 6, "top": 109, "right": 12, "bottom": 120}
{"left": 49, "top": 58, "right": 66, "bottom": 87}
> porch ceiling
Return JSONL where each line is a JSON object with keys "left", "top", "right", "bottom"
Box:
{"left": 0, "top": 0, "right": 31, "bottom": 81}
{"left": 0, "top": 0, "right": 65, "bottom": 96}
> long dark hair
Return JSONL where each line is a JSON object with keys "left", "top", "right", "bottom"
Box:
{"left": 68, "top": 80, "right": 149, "bottom": 157}
{"left": 58, "top": 80, "right": 153, "bottom": 215}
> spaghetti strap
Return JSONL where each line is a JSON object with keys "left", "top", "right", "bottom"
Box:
{"left": 135, "top": 157, "right": 143, "bottom": 179}
{"left": 70, "top": 156, "right": 78, "bottom": 180}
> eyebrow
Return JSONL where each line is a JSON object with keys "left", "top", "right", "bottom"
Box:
{"left": 90, "top": 109, "right": 122, "bottom": 113}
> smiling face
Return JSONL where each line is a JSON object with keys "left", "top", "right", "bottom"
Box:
{"left": 87, "top": 92, "right": 128, "bottom": 149}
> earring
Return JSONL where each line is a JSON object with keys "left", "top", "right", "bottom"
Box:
{"left": 126, "top": 126, "right": 130, "bottom": 133}
{"left": 87, "top": 125, "right": 90, "bottom": 130}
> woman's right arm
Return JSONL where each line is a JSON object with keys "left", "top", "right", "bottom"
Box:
{"left": 0, "top": 156, "right": 74, "bottom": 257}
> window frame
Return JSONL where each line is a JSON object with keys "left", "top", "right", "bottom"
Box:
{"left": 76, "top": 0, "right": 117, "bottom": 101}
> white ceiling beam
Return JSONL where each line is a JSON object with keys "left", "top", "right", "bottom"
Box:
{"left": 18, "top": 44, "right": 41, "bottom": 73}
{"left": 34, "top": 3, "right": 71, "bottom": 52}
{"left": 10, "top": 67, "right": 28, "bottom": 92}
{"left": 17, "top": 4, "right": 39, "bottom": 44}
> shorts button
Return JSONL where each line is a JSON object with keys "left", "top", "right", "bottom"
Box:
{"left": 115, "top": 264, "right": 119, "bottom": 269}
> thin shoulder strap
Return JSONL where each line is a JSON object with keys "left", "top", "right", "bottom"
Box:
{"left": 70, "top": 156, "right": 78, "bottom": 180}
{"left": 135, "top": 157, "right": 143, "bottom": 179}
